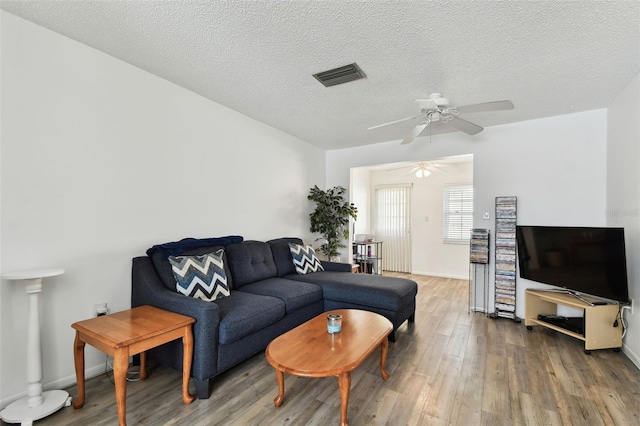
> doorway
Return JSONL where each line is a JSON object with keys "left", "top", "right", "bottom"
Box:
{"left": 350, "top": 154, "right": 473, "bottom": 278}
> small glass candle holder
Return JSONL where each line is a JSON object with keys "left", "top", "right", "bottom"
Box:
{"left": 327, "top": 313, "right": 342, "bottom": 334}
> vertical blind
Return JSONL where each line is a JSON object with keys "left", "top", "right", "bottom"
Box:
{"left": 443, "top": 185, "right": 474, "bottom": 243}
{"left": 374, "top": 185, "right": 412, "bottom": 273}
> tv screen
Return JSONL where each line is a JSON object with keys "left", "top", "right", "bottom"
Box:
{"left": 516, "top": 226, "right": 629, "bottom": 304}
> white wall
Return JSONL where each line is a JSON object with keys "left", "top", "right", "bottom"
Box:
{"left": 607, "top": 73, "right": 640, "bottom": 367}
{"left": 0, "top": 7, "right": 3, "bottom": 397}
{"left": 363, "top": 160, "right": 473, "bottom": 279}
{"left": 0, "top": 12, "right": 324, "bottom": 405}
{"left": 328, "top": 109, "right": 608, "bottom": 316}
{"left": 350, "top": 167, "right": 370, "bottom": 236}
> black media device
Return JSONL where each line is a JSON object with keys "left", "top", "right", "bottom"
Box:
{"left": 537, "top": 314, "right": 585, "bottom": 335}
{"left": 516, "top": 225, "right": 630, "bottom": 304}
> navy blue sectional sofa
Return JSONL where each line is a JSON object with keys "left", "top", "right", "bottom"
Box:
{"left": 131, "top": 236, "right": 417, "bottom": 399}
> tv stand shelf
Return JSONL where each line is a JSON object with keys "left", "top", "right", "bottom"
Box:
{"left": 525, "top": 289, "right": 622, "bottom": 353}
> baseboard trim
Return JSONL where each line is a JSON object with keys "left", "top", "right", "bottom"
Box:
{"left": 410, "top": 271, "right": 469, "bottom": 280}
{"left": 622, "top": 343, "right": 640, "bottom": 371}
{"left": 0, "top": 363, "right": 108, "bottom": 409}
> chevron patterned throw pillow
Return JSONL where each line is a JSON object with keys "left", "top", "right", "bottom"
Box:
{"left": 289, "top": 243, "right": 325, "bottom": 274}
{"left": 168, "top": 249, "right": 230, "bottom": 301}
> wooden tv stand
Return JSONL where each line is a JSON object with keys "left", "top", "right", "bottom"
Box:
{"left": 524, "top": 289, "right": 622, "bottom": 353}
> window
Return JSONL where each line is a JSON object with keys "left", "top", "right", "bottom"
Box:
{"left": 443, "top": 185, "right": 473, "bottom": 243}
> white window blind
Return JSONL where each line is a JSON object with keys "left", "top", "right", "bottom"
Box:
{"left": 374, "top": 185, "right": 412, "bottom": 273}
{"left": 443, "top": 185, "right": 474, "bottom": 244}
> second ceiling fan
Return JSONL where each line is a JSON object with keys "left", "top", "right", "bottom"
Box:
{"left": 369, "top": 93, "right": 514, "bottom": 145}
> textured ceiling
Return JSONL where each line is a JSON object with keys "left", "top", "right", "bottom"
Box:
{"left": 2, "top": 1, "right": 639, "bottom": 150}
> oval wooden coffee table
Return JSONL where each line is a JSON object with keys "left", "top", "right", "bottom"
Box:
{"left": 265, "top": 309, "right": 393, "bottom": 426}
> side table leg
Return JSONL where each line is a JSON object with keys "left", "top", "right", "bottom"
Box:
{"left": 273, "top": 369, "right": 285, "bottom": 407}
{"left": 72, "top": 333, "right": 86, "bottom": 409}
{"left": 338, "top": 372, "right": 351, "bottom": 426}
{"left": 182, "top": 325, "right": 195, "bottom": 404}
{"left": 113, "top": 347, "right": 128, "bottom": 426}
{"left": 380, "top": 338, "right": 390, "bottom": 380}
{"left": 139, "top": 351, "right": 147, "bottom": 380}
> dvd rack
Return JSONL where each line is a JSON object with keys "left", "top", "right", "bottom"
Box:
{"left": 469, "top": 228, "right": 490, "bottom": 314}
{"left": 494, "top": 196, "right": 518, "bottom": 320}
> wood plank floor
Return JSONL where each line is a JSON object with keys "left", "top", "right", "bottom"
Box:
{"left": 19, "top": 274, "right": 640, "bottom": 426}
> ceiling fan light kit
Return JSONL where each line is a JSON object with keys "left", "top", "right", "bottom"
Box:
{"left": 415, "top": 168, "right": 431, "bottom": 178}
{"left": 369, "top": 93, "right": 514, "bottom": 145}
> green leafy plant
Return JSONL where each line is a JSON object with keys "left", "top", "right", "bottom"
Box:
{"left": 307, "top": 185, "right": 358, "bottom": 258}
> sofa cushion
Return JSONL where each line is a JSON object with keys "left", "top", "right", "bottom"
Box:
{"left": 267, "top": 237, "right": 304, "bottom": 277}
{"left": 225, "top": 241, "right": 278, "bottom": 287}
{"left": 287, "top": 271, "right": 418, "bottom": 312}
{"left": 168, "top": 249, "right": 230, "bottom": 302}
{"left": 152, "top": 245, "right": 234, "bottom": 291}
{"left": 214, "top": 291, "right": 285, "bottom": 344}
{"left": 289, "top": 243, "right": 324, "bottom": 274}
{"left": 237, "top": 277, "right": 323, "bottom": 313}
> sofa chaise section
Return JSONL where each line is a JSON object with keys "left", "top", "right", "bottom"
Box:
{"left": 286, "top": 271, "right": 416, "bottom": 340}
{"left": 268, "top": 237, "right": 418, "bottom": 341}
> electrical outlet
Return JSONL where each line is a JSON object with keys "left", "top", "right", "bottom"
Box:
{"left": 93, "top": 302, "right": 108, "bottom": 317}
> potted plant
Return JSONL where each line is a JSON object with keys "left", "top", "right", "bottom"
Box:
{"left": 307, "top": 185, "right": 358, "bottom": 260}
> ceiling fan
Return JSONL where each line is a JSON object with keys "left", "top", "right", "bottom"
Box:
{"left": 387, "top": 161, "right": 447, "bottom": 178}
{"left": 368, "top": 93, "right": 514, "bottom": 145}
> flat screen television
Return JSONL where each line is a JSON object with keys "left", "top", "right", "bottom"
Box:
{"left": 516, "top": 226, "right": 630, "bottom": 304}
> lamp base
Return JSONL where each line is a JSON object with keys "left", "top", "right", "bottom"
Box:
{"left": 0, "top": 390, "right": 71, "bottom": 425}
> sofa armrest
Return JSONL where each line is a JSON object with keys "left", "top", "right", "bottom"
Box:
{"left": 131, "top": 256, "right": 220, "bottom": 380}
{"left": 131, "top": 256, "right": 220, "bottom": 321}
{"left": 320, "top": 260, "right": 353, "bottom": 272}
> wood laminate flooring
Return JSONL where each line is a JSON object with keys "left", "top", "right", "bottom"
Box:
{"left": 14, "top": 274, "right": 640, "bottom": 425}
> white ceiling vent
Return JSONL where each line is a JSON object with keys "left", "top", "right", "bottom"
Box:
{"left": 313, "top": 63, "right": 366, "bottom": 87}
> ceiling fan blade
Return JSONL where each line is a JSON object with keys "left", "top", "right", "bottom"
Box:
{"left": 455, "top": 100, "right": 514, "bottom": 114}
{"left": 400, "top": 122, "right": 429, "bottom": 145}
{"left": 449, "top": 116, "right": 483, "bottom": 135}
{"left": 386, "top": 164, "right": 415, "bottom": 171}
{"left": 427, "top": 163, "right": 449, "bottom": 173}
{"left": 368, "top": 116, "right": 419, "bottom": 130}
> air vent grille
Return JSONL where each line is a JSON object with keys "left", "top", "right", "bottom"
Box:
{"left": 313, "top": 63, "right": 366, "bottom": 87}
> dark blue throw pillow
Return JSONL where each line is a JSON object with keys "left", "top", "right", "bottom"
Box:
{"left": 288, "top": 243, "right": 324, "bottom": 274}
{"left": 169, "top": 249, "right": 230, "bottom": 301}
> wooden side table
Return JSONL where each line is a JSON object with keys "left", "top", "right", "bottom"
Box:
{"left": 71, "top": 305, "right": 195, "bottom": 426}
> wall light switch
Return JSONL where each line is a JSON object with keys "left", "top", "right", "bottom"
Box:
{"left": 483, "top": 211, "right": 491, "bottom": 220}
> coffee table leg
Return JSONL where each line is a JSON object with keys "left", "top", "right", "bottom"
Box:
{"left": 338, "top": 372, "right": 351, "bottom": 426}
{"left": 182, "top": 325, "right": 195, "bottom": 404}
{"left": 380, "top": 337, "right": 390, "bottom": 380}
{"left": 113, "top": 347, "right": 128, "bottom": 426}
{"left": 72, "top": 332, "right": 85, "bottom": 409}
{"left": 273, "top": 369, "right": 285, "bottom": 407}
